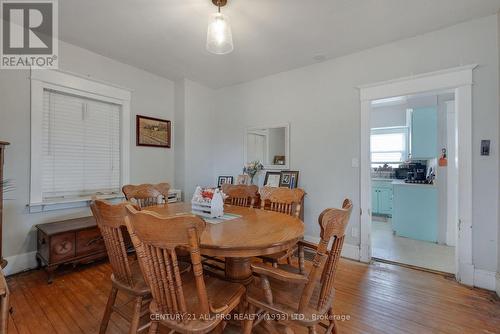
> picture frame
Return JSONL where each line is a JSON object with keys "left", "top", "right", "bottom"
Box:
{"left": 264, "top": 171, "right": 281, "bottom": 187}
{"left": 236, "top": 174, "right": 250, "bottom": 185}
{"left": 217, "top": 176, "right": 234, "bottom": 188}
{"left": 273, "top": 155, "right": 286, "bottom": 165}
{"left": 136, "top": 115, "right": 171, "bottom": 148}
{"left": 279, "top": 171, "right": 299, "bottom": 189}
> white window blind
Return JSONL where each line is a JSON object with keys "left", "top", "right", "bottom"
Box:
{"left": 42, "top": 89, "right": 121, "bottom": 200}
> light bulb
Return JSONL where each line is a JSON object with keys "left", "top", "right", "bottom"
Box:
{"left": 206, "top": 12, "right": 233, "bottom": 55}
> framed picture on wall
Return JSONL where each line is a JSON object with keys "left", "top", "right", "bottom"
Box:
{"left": 136, "top": 115, "right": 171, "bottom": 148}
{"left": 279, "top": 171, "right": 299, "bottom": 189}
{"left": 217, "top": 176, "right": 234, "bottom": 188}
{"left": 264, "top": 171, "right": 281, "bottom": 187}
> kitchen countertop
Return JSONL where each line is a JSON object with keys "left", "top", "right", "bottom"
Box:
{"left": 372, "top": 178, "right": 436, "bottom": 186}
{"left": 391, "top": 179, "right": 436, "bottom": 187}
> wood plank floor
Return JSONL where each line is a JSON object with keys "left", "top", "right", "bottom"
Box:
{"left": 5, "top": 259, "right": 500, "bottom": 334}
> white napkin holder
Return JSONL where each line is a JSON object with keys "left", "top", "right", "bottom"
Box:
{"left": 191, "top": 187, "right": 225, "bottom": 218}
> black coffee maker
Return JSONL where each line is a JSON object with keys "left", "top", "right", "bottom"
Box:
{"left": 405, "top": 162, "right": 427, "bottom": 183}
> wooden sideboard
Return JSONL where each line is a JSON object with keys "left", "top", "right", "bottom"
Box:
{"left": 0, "top": 142, "right": 9, "bottom": 269}
{"left": 36, "top": 216, "right": 108, "bottom": 283}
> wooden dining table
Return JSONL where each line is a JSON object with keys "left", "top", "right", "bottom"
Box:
{"left": 146, "top": 202, "right": 304, "bottom": 285}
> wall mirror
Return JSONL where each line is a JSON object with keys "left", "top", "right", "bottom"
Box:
{"left": 245, "top": 123, "right": 290, "bottom": 170}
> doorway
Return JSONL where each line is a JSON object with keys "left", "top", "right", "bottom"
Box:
{"left": 369, "top": 91, "right": 455, "bottom": 274}
{"left": 358, "top": 65, "right": 476, "bottom": 285}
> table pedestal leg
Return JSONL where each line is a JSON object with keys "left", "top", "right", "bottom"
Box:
{"left": 225, "top": 257, "right": 253, "bottom": 285}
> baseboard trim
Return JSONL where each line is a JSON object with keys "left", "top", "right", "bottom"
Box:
{"left": 4, "top": 251, "right": 38, "bottom": 276}
{"left": 457, "top": 262, "right": 474, "bottom": 286}
{"left": 473, "top": 268, "right": 496, "bottom": 291}
{"left": 304, "top": 235, "right": 360, "bottom": 261}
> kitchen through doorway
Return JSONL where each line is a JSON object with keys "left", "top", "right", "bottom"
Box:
{"left": 369, "top": 91, "right": 456, "bottom": 274}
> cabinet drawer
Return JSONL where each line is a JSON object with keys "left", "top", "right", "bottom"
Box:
{"left": 50, "top": 232, "right": 76, "bottom": 263}
{"left": 76, "top": 228, "right": 105, "bottom": 256}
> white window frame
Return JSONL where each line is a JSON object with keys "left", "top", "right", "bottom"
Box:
{"left": 30, "top": 69, "right": 131, "bottom": 212}
{"left": 370, "top": 126, "right": 409, "bottom": 166}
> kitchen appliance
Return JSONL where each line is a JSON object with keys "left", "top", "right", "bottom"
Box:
{"left": 394, "top": 167, "right": 410, "bottom": 179}
{"left": 405, "top": 162, "right": 428, "bottom": 184}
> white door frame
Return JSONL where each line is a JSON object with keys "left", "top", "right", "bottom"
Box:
{"left": 358, "top": 64, "right": 477, "bottom": 286}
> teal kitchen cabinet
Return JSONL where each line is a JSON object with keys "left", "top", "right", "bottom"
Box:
{"left": 372, "top": 180, "right": 393, "bottom": 216}
{"left": 378, "top": 188, "right": 393, "bottom": 215}
{"left": 411, "top": 107, "right": 437, "bottom": 159}
{"left": 392, "top": 183, "right": 437, "bottom": 242}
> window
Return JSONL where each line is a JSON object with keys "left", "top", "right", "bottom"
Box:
{"left": 371, "top": 127, "right": 408, "bottom": 168}
{"left": 30, "top": 70, "right": 131, "bottom": 211}
{"left": 41, "top": 90, "right": 121, "bottom": 200}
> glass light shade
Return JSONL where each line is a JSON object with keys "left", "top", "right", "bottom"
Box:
{"left": 206, "top": 12, "right": 233, "bottom": 55}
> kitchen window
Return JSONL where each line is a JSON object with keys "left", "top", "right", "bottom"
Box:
{"left": 371, "top": 126, "right": 408, "bottom": 168}
{"left": 30, "top": 70, "right": 131, "bottom": 212}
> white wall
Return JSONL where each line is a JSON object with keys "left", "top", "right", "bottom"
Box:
{"left": 174, "top": 79, "right": 215, "bottom": 201}
{"left": 212, "top": 15, "right": 500, "bottom": 273}
{"left": 0, "top": 40, "right": 175, "bottom": 274}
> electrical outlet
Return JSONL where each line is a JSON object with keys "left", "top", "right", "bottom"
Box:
{"left": 351, "top": 227, "right": 359, "bottom": 238}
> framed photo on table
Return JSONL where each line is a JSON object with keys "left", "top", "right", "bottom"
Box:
{"left": 236, "top": 174, "right": 250, "bottom": 185}
{"left": 279, "top": 171, "right": 299, "bottom": 189}
{"left": 264, "top": 171, "right": 281, "bottom": 187}
{"left": 136, "top": 115, "right": 171, "bottom": 148}
{"left": 217, "top": 176, "right": 234, "bottom": 188}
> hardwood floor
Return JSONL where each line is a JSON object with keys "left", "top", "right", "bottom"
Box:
{"left": 5, "top": 259, "right": 500, "bottom": 334}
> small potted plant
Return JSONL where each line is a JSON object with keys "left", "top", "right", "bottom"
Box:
{"left": 243, "top": 161, "right": 264, "bottom": 185}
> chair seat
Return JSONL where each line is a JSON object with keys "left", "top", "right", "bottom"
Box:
{"left": 152, "top": 274, "right": 245, "bottom": 333}
{"left": 246, "top": 266, "right": 334, "bottom": 325}
{"left": 259, "top": 246, "right": 297, "bottom": 263}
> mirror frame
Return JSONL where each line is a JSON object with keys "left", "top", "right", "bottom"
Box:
{"left": 244, "top": 123, "right": 290, "bottom": 170}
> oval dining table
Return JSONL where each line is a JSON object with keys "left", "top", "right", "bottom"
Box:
{"left": 146, "top": 202, "right": 304, "bottom": 285}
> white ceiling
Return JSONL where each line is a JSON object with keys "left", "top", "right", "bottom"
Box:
{"left": 60, "top": 0, "right": 500, "bottom": 88}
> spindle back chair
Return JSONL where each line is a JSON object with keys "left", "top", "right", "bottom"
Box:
{"left": 259, "top": 186, "right": 305, "bottom": 218}
{"left": 258, "top": 186, "right": 305, "bottom": 266}
{"left": 221, "top": 184, "right": 258, "bottom": 208}
{"left": 124, "top": 206, "right": 245, "bottom": 334}
{"left": 122, "top": 183, "right": 170, "bottom": 208}
{"left": 244, "top": 199, "right": 353, "bottom": 334}
{"left": 90, "top": 200, "right": 151, "bottom": 334}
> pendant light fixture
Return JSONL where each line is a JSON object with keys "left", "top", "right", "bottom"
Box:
{"left": 206, "top": 0, "right": 234, "bottom": 55}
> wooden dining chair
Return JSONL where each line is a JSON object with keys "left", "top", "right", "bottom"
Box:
{"left": 243, "top": 199, "right": 353, "bottom": 334}
{"left": 124, "top": 206, "right": 246, "bottom": 334}
{"left": 259, "top": 186, "right": 305, "bottom": 218}
{"left": 122, "top": 183, "right": 170, "bottom": 208}
{"left": 91, "top": 200, "right": 152, "bottom": 334}
{"left": 259, "top": 186, "right": 306, "bottom": 267}
{"left": 0, "top": 269, "right": 9, "bottom": 334}
{"left": 222, "top": 184, "right": 259, "bottom": 208}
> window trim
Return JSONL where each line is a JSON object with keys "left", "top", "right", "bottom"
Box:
{"left": 370, "top": 126, "right": 408, "bottom": 165}
{"left": 30, "top": 69, "right": 131, "bottom": 211}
